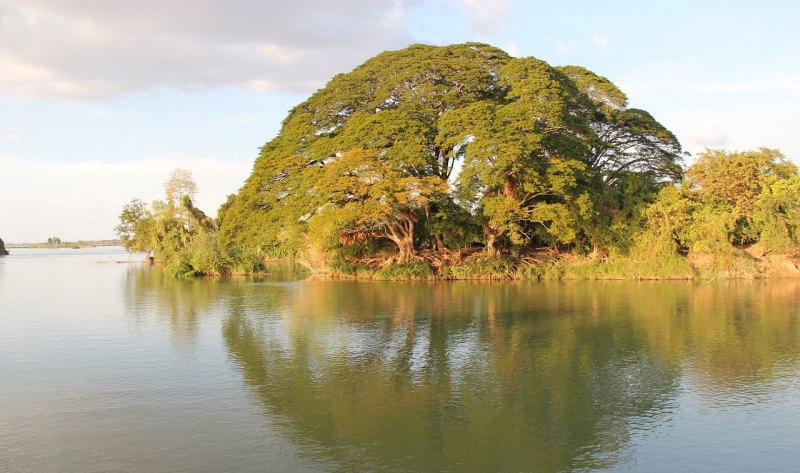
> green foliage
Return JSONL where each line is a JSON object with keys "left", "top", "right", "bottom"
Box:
{"left": 163, "top": 250, "right": 195, "bottom": 278}
{"left": 685, "top": 206, "right": 741, "bottom": 254}
{"left": 186, "top": 232, "right": 227, "bottom": 276}
{"left": 216, "top": 194, "right": 237, "bottom": 228}
{"left": 527, "top": 233, "right": 694, "bottom": 280}
{"left": 152, "top": 45, "right": 796, "bottom": 279}
{"left": 624, "top": 231, "right": 695, "bottom": 279}
{"left": 755, "top": 176, "right": 800, "bottom": 252}
{"left": 681, "top": 148, "right": 799, "bottom": 252}
{"left": 374, "top": 262, "right": 433, "bottom": 280}
{"left": 644, "top": 185, "right": 693, "bottom": 247}
{"left": 219, "top": 42, "right": 684, "bottom": 264}
{"left": 116, "top": 199, "right": 155, "bottom": 253}
{"left": 226, "top": 245, "right": 266, "bottom": 274}
{"left": 421, "top": 197, "right": 483, "bottom": 249}
{"left": 687, "top": 148, "right": 794, "bottom": 215}
{"left": 117, "top": 169, "right": 266, "bottom": 277}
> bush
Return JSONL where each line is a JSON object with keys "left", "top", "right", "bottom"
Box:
{"left": 227, "top": 245, "right": 266, "bottom": 274}
{"left": 188, "top": 232, "right": 228, "bottom": 275}
{"left": 624, "top": 232, "right": 695, "bottom": 279}
{"left": 163, "top": 250, "right": 197, "bottom": 278}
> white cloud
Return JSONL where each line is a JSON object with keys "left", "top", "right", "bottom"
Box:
{"left": 687, "top": 129, "right": 730, "bottom": 147}
{"left": 459, "top": 0, "right": 511, "bottom": 36}
{"left": 0, "top": 155, "right": 251, "bottom": 242}
{"left": 0, "top": 0, "right": 419, "bottom": 100}
{"left": 591, "top": 33, "right": 609, "bottom": 53}
{"left": 1, "top": 126, "right": 23, "bottom": 141}
{"left": 556, "top": 41, "right": 574, "bottom": 56}
{"left": 621, "top": 75, "right": 800, "bottom": 97}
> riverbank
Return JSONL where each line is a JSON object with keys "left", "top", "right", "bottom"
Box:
{"left": 313, "top": 246, "right": 800, "bottom": 281}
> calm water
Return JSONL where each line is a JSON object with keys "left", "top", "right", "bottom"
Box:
{"left": 1, "top": 247, "right": 800, "bottom": 472}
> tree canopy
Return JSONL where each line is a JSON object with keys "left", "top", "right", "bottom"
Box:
{"left": 218, "top": 42, "right": 685, "bottom": 266}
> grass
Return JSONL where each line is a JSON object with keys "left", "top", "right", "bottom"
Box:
{"left": 374, "top": 262, "right": 433, "bottom": 280}
{"left": 444, "top": 256, "right": 516, "bottom": 280}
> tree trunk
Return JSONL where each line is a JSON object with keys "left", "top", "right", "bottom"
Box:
{"left": 386, "top": 218, "right": 417, "bottom": 264}
{"left": 396, "top": 234, "right": 416, "bottom": 263}
{"left": 432, "top": 233, "right": 446, "bottom": 253}
{"left": 484, "top": 225, "right": 502, "bottom": 257}
{"left": 486, "top": 236, "right": 499, "bottom": 257}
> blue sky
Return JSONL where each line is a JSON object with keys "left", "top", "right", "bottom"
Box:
{"left": 1, "top": 0, "right": 799, "bottom": 242}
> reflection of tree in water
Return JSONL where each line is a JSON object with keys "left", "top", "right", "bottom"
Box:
{"left": 222, "top": 281, "right": 705, "bottom": 472}
{"left": 123, "top": 263, "right": 307, "bottom": 349}
{"left": 123, "top": 264, "right": 223, "bottom": 348}
{"left": 632, "top": 281, "right": 800, "bottom": 394}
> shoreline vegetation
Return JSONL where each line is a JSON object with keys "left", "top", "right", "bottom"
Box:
{"left": 116, "top": 43, "right": 800, "bottom": 281}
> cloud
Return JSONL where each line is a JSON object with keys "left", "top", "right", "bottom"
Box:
{"left": 618, "top": 60, "right": 800, "bottom": 99}
{"left": 1, "top": 126, "right": 23, "bottom": 141}
{"left": 0, "top": 0, "right": 418, "bottom": 100}
{"left": 556, "top": 41, "right": 574, "bottom": 56}
{"left": 591, "top": 33, "right": 609, "bottom": 53}
{"left": 0, "top": 154, "right": 251, "bottom": 241}
{"left": 687, "top": 130, "right": 729, "bottom": 147}
{"left": 459, "top": 0, "right": 511, "bottom": 36}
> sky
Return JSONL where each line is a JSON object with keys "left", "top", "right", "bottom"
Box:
{"left": 1, "top": 0, "right": 799, "bottom": 242}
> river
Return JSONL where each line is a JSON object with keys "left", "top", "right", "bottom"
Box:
{"left": 1, "top": 247, "right": 799, "bottom": 472}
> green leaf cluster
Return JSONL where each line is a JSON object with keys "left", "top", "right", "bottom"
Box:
{"left": 643, "top": 148, "right": 800, "bottom": 256}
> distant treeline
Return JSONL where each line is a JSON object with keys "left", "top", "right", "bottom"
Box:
{"left": 8, "top": 239, "right": 122, "bottom": 249}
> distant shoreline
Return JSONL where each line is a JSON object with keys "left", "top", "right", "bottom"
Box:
{"left": 6, "top": 239, "right": 121, "bottom": 249}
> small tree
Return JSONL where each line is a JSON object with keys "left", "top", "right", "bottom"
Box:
{"left": 116, "top": 199, "right": 156, "bottom": 253}
{"left": 686, "top": 148, "right": 798, "bottom": 247}
{"left": 163, "top": 169, "right": 198, "bottom": 206}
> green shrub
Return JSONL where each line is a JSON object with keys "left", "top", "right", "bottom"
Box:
{"left": 163, "top": 250, "right": 196, "bottom": 278}
{"left": 187, "top": 232, "right": 228, "bottom": 275}
{"left": 227, "top": 245, "right": 266, "bottom": 274}
{"left": 623, "top": 232, "right": 695, "bottom": 279}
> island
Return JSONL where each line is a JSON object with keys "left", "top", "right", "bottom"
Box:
{"left": 115, "top": 43, "right": 800, "bottom": 280}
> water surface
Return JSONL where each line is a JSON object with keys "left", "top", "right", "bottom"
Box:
{"left": 2, "top": 248, "right": 799, "bottom": 472}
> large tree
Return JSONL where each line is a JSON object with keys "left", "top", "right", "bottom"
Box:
{"left": 439, "top": 58, "right": 592, "bottom": 254}
{"left": 220, "top": 43, "right": 511, "bottom": 260}
{"left": 219, "top": 43, "right": 682, "bottom": 263}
